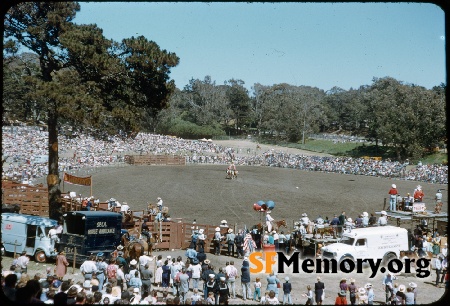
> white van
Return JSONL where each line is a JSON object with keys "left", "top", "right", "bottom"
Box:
{"left": 321, "top": 226, "right": 409, "bottom": 266}
{"left": 1, "top": 213, "right": 58, "bottom": 262}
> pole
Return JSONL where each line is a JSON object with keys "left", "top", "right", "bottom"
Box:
{"left": 62, "top": 172, "right": 65, "bottom": 193}
{"left": 90, "top": 176, "right": 93, "bottom": 197}
{"left": 72, "top": 248, "right": 76, "bottom": 274}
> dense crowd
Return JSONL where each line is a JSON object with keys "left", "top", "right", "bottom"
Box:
{"left": 2, "top": 126, "right": 447, "bottom": 185}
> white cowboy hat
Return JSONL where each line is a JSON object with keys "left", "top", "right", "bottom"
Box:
{"left": 166, "top": 255, "right": 171, "bottom": 259}
{"left": 215, "top": 227, "right": 220, "bottom": 231}
{"left": 228, "top": 229, "right": 233, "bottom": 233}
{"left": 416, "top": 185, "right": 422, "bottom": 190}
{"left": 272, "top": 230, "right": 276, "bottom": 234}
{"left": 362, "top": 212, "right": 368, "bottom": 217}
{"left": 266, "top": 210, "right": 271, "bottom": 214}
{"left": 381, "top": 210, "right": 387, "bottom": 215}
{"left": 221, "top": 220, "right": 227, "bottom": 224}
{"left": 294, "top": 221, "right": 300, "bottom": 226}
{"left": 220, "top": 277, "right": 226, "bottom": 281}
{"left": 398, "top": 285, "right": 406, "bottom": 292}
{"left": 199, "top": 229, "right": 204, "bottom": 234}
{"left": 409, "top": 282, "right": 417, "bottom": 288}
{"left": 285, "top": 276, "right": 289, "bottom": 281}
{"left": 364, "top": 283, "right": 372, "bottom": 289}
{"left": 130, "top": 259, "right": 137, "bottom": 265}
{"left": 111, "top": 286, "right": 121, "bottom": 297}
{"left": 358, "top": 288, "right": 366, "bottom": 294}
{"left": 117, "top": 245, "right": 124, "bottom": 250}
{"left": 349, "top": 278, "right": 355, "bottom": 283}
{"left": 204, "top": 259, "right": 210, "bottom": 264}
{"left": 157, "top": 197, "right": 161, "bottom": 200}
{"left": 392, "top": 184, "right": 396, "bottom": 188}
{"left": 347, "top": 218, "right": 352, "bottom": 222}
{"left": 209, "top": 274, "right": 215, "bottom": 278}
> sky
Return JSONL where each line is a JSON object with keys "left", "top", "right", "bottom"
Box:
{"left": 73, "top": 2, "right": 446, "bottom": 92}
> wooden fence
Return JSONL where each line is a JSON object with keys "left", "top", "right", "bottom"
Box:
{"left": 2, "top": 180, "right": 49, "bottom": 216}
{"left": 125, "top": 154, "right": 186, "bottom": 166}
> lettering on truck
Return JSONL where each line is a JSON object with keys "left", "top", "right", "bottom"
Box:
{"left": 88, "top": 228, "right": 115, "bottom": 235}
{"left": 378, "top": 244, "right": 401, "bottom": 249}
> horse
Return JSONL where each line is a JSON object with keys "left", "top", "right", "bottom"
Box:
{"left": 399, "top": 249, "right": 433, "bottom": 269}
{"left": 256, "top": 219, "right": 287, "bottom": 232}
{"left": 121, "top": 229, "right": 150, "bottom": 259}
{"left": 226, "top": 169, "right": 238, "bottom": 180}
{"left": 314, "top": 225, "right": 336, "bottom": 238}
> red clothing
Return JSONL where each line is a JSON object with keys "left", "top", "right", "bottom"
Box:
{"left": 388, "top": 188, "right": 398, "bottom": 195}
{"left": 414, "top": 190, "right": 424, "bottom": 201}
{"left": 335, "top": 296, "right": 348, "bottom": 305}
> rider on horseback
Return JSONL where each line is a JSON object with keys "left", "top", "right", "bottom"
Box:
{"left": 141, "top": 223, "right": 152, "bottom": 244}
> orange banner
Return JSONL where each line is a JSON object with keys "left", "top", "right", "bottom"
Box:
{"left": 63, "top": 173, "right": 92, "bottom": 186}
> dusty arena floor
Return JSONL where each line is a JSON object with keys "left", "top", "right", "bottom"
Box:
{"left": 62, "top": 164, "right": 447, "bottom": 227}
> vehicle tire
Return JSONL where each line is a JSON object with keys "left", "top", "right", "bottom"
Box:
{"left": 384, "top": 253, "right": 397, "bottom": 265}
{"left": 35, "top": 250, "right": 47, "bottom": 263}
{"left": 339, "top": 256, "right": 355, "bottom": 271}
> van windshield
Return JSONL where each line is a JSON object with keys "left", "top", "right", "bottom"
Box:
{"left": 340, "top": 237, "right": 355, "bottom": 246}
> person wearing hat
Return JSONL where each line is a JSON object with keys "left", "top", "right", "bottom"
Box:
{"left": 234, "top": 229, "right": 245, "bottom": 259}
{"left": 55, "top": 250, "right": 69, "bottom": 280}
{"left": 201, "top": 261, "right": 214, "bottom": 299}
{"left": 197, "top": 228, "right": 206, "bottom": 252}
{"left": 314, "top": 276, "right": 325, "bottom": 305}
{"left": 346, "top": 279, "right": 357, "bottom": 305}
{"left": 66, "top": 285, "right": 80, "bottom": 304}
{"left": 365, "top": 284, "right": 374, "bottom": 305}
{"left": 206, "top": 273, "right": 219, "bottom": 303}
{"left": 140, "top": 263, "right": 153, "bottom": 298}
{"left": 345, "top": 218, "right": 355, "bottom": 232}
{"left": 17, "top": 251, "right": 30, "bottom": 273}
{"left": 213, "top": 227, "right": 223, "bottom": 256}
{"left": 413, "top": 185, "right": 424, "bottom": 202}
{"left": 116, "top": 249, "right": 129, "bottom": 275}
{"left": 378, "top": 211, "right": 388, "bottom": 226}
{"left": 220, "top": 220, "right": 229, "bottom": 228}
{"left": 388, "top": 183, "right": 398, "bottom": 211}
{"left": 282, "top": 276, "right": 292, "bottom": 305}
{"left": 83, "top": 280, "right": 93, "bottom": 294}
{"left": 225, "top": 228, "right": 236, "bottom": 257}
{"left": 442, "top": 243, "right": 448, "bottom": 257}
{"left": 404, "top": 193, "right": 414, "bottom": 210}
{"left": 434, "top": 189, "right": 443, "bottom": 213}
{"left": 382, "top": 271, "right": 396, "bottom": 303}
{"left": 335, "top": 289, "right": 348, "bottom": 305}
{"left": 404, "top": 286, "right": 415, "bottom": 304}
{"left": 396, "top": 284, "right": 406, "bottom": 304}
{"left": 266, "top": 211, "right": 275, "bottom": 232}
{"left": 361, "top": 212, "right": 369, "bottom": 227}
{"left": 216, "top": 275, "right": 230, "bottom": 305}
{"left": 156, "top": 197, "right": 163, "bottom": 211}
{"left": 243, "top": 233, "right": 256, "bottom": 257}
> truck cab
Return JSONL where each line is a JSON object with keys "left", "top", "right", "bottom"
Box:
{"left": 1, "top": 213, "right": 58, "bottom": 262}
{"left": 321, "top": 226, "right": 409, "bottom": 268}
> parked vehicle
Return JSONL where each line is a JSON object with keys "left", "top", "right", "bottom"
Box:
{"left": 321, "top": 226, "right": 409, "bottom": 268}
{"left": 58, "top": 211, "right": 122, "bottom": 264}
{"left": 1, "top": 213, "right": 58, "bottom": 262}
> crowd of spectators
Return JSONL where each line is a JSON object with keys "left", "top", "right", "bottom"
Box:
{"left": 2, "top": 126, "right": 447, "bottom": 185}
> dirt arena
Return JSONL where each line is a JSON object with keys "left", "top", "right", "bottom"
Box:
{"left": 10, "top": 140, "right": 448, "bottom": 304}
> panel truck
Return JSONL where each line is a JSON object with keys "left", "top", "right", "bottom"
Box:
{"left": 58, "top": 211, "right": 122, "bottom": 264}
{"left": 2, "top": 213, "right": 58, "bottom": 262}
{"left": 321, "top": 226, "right": 409, "bottom": 268}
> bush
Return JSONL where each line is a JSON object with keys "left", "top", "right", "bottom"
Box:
{"left": 157, "top": 118, "right": 225, "bottom": 139}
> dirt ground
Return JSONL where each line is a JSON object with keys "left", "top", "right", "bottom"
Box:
{"left": 4, "top": 140, "right": 448, "bottom": 304}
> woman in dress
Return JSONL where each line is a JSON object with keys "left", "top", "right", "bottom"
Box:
{"left": 161, "top": 260, "right": 171, "bottom": 293}
{"left": 55, "top": 251, "right": 69, "bottom": 280}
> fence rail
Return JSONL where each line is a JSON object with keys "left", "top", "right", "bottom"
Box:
{"left": 125, "top": 155, "right": 186, "bottom": 166}
{"left": 2, "top": 180, "right": 49, "bottom": 216}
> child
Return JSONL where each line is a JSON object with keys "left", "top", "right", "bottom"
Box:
{"left": 283, "top": 276, "right": 292, "bottom": 305}
{"left": 206, "top": 291, "right": 215, "bottom": 305}
{"left": 260, "top": 291, "right": 270, "bottom": 304}
{"left": 191, "top": 288, "right": 202, "bottom": 304}
{"left": 301, "top": 285, "right": 314, "bottom": 305}
{"left": 253, "top": 277, "right": 262, "bottom": 301}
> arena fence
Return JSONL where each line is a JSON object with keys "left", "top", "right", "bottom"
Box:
{"left": 124, "top": 154, "right": 186, "bottom": 166}
{"left": 2, "top": 180, "right": 49, "bottom": 216}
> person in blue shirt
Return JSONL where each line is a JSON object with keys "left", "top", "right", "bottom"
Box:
{"left": 283, "top": 276, "right": 292, "bottom": 304}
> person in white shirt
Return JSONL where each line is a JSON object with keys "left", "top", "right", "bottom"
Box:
{"left": 17, "top": 251, "right": 30, "bottom": 273}
{"left": 441, "top": 243, "right": 448, "bottom": 257}
{"left": 48, "top": 225, "right": 60, "bottom": 250}
{"left": 80, "top": 255, "right": 98, "bottom": 280}
{"left": 120, "top": 202, "right": 131, "bottom": 212}
{"left": 189, "top": 261, "right": 202, "bottom": 290}
{"left": 225, "top": 261, "right": 238, "bottom": 299}
{"left": 138, "top": 254, "right": 153, "bottom": 271}
{"left": 266, "top": 212, "right": 274, "bottom": 232}
{"left": 157, "top": 197, "right": 163, "bottom": 211}
{"left": 377, "top": 211, "right": 388, "bottom": 226}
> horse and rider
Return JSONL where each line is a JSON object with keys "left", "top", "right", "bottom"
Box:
{"left": 226, "top": 161, "right": 238, "bottom": 179}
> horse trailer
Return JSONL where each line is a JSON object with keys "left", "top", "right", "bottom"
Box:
{"left": 58, "top": 211, "right": 122, "bottom": 264}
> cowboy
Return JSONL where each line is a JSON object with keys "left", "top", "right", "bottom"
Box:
{"left": 156, "top": 197, "right": 163, "bottom": 212}
{"left": 140, "top": 223, "right": 152, "bottom": 244}
{"left": 435, "top": 189, "right": 443, "bottom": 213}
{"left": 219, "top": 220, "right": 229, "bottom": 228}
{"left": 234, "top": 229, "right": 245, "bottom": 259}
{"left": 213, "top": 227, "right": 222, "bottom": 255}
{"left": 226, "top": 229, "right": 236, "bottom": 257}
{"left": 197, "top": 229, "right": 206, "bottom": 252}
{"left": 266, "top": 211, "right": 274, "bottom": 232}
{"left": 388, "top": 184, "right": 398, "bottom": 211}
{"left": 413, "top": 185, "right": 424, "bottom": 202}
{"left": 378, "top": 211, "right": 388, "bottom": 226}
{"left": 80, "top": 255, "right": 98, "bottom": 281}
